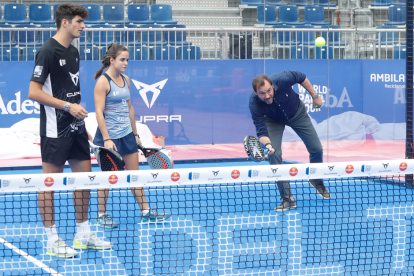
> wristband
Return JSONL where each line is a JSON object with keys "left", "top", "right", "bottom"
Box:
{"left": 264, "top": 143, "right": 272, "bottom": 148}
{"left": 104, "top": 138, "right": 112, "bottom": 142}
{"left": 134, "top": 134, "right": 140, "bottom": 138}
{"left": 312, "top": 94, "right": 319, "bottom": 99}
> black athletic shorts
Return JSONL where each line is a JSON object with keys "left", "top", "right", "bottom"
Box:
{"left": 41, "top": 132, "right": 91, "bottom": 165}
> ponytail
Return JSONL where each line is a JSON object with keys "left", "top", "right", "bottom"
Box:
{"left": 93, "top": 43, "right": 128, "bottom": 80}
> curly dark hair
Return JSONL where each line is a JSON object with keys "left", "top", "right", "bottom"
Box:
{"left": 55, "top": 4, "right": 89, "bottom": 30}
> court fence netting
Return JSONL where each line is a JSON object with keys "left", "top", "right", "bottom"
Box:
{"left": 0, "top": 159, "right": 413, "bottom": 276}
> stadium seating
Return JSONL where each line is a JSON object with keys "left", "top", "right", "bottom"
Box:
{"left": 164, "top": 24, "right": 191, "bottom": 46}
{"left": 90, "top": 24, "right": 115, "bottom": 46}
{"left": 4, "top": 4, "right": 29, "bottom": 24}
{"left": 277, "top": 6, "right": 304, "bottom": 25}
{"left": 266, "top": 0, "right": 287, "bottom": 6}
{"left": 153, "top": 46, "right": 176, "bottom": 60}
{"left": 128, "top": 46, "right": 150, "bottom": 60}
{"left": 295, "top": 25, "right": 316, "bottom": 45}
{"left": 257, "top": 6, "right": 278, "bottom": 25}
{"left": 320, "top": 25, "right": 347, "bottom": 46}
{"left": 103, "top": 4, "right": 124, "bottom": 24}
{"left": 304, "top": 6, "right": 329, "bottom": 25}
{"left": 376, "top": 25, "right": 399, "bottom": 45}
{"left": 151, "top": 4, "right": 178, "bottom": 24}
{"left": 140, "top": 24, "right": 166, "bottom": 46}
{"left": 0, "top": 26, "right": 15, "bottom": 46}
{"left": 384, "top": 6, "right": 406, "bottom": 25}
{"left": 177, "top": 45, "right": 201, "bottom": 60}
{"left": 289, "top": 0, "right": 310, "bottom": 6}
{"left": 127, "top": 4, "right": 154, "bottom": 24}
{"left": 290, "top": 46, "right": 309, "bottom": 59}
{"left": 79, "top": 45, "right": 100, "bottom": 60}
{"left": 21, "top": 47, "right": 40, "bottom": 61}
{"left": 1, "top": 47, "right": 20, "bottom": 61}
{"left": 53, "top": 4, "right": 60, "bottom": 18}
{"left": 315, "top": 46, "right": 334, "bottom": 59}
{"left": 114, "top": 24, "right": 139, "bottom": 45}
{"left": 273, "top": 25, "right": 294, "bottom": 45}
{"left": 81, "top": 4, "right": 103, "bottom": 25}
{"left": 313, "top": 0, "right": 337, "bottom": 6}
{"left": 393, "top": 45, "right": 406, "bottom": 59}
{"left": 241, "top": 0, "right": 263, "bottom": 5}
{"left": 39, "top": 24, "right": 57, "bottom": 43}
{"left": 370, "top": 0, "right": 395, "bottom": 6}
{"left": 14, "top": 24, "right": 42, "bottom": 46}
{"left": 29, "top": 4, "right": 54, "bottom": 24}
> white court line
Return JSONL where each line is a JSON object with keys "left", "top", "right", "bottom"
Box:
{"left": 0, "top": 237, "right": 63, "bottom": 276}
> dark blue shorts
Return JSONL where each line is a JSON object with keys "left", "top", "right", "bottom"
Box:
{"left": 93, "top": 129, "right": 138, "bottom": 156}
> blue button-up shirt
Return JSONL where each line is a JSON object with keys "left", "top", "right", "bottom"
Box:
{"left": 249, "top": 70, "right": 307, "bottom": 139}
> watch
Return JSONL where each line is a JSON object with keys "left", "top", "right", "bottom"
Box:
{"left": 63, "top": 102, "right": 70, "bottom": 112}
{"left": 312, "top": 93, "right": 319, "bottom": 99}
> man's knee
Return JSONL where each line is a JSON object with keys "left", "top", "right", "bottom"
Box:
{"left": 268, "top": 152, "right": 283, "bottom": 165}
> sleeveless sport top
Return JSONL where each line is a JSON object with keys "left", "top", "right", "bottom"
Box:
{"left": 102, "top": 72, "right": 132, "bottom": 139}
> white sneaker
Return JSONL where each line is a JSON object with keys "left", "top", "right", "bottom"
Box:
{"left": 46, "top": 238, "right": 78, "bottom": 258}
{"left": 73, "top": 233, "right": 113, "bottom": 250}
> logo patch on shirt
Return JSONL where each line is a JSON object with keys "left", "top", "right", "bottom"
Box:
{"left": 34, "top": 66, "right": 43, "bottom": 76}
{"left": 69, "top": 71, "right": 79, "bottom": 86}
{"left": 59, "top": 59, "right": 66, "bottom": 66}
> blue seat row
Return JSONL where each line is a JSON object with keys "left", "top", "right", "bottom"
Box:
{"left": 79, "top": 24, "right": 192, "bottom": 46}
{"left": 0, "top": 45, "right": 201, "bottom": 61}
{"left": 273, "top": 25, "right": 347, "bottom": 46}
{"left": 0, "top": 24, "right": 192, "bottom": 47}
{"left": 258, "top": 5, "right": 330, "bottom": 25}
{"left": 0, "top": 4, "right": 177, "bottom": 25}
{"left": 242, "top": 0, "right": 336, "bottom": 6}
{"left": 258, "top": 5, "right": 405, "bottom": 26}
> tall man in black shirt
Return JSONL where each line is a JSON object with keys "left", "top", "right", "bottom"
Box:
{"left": 29, "top": 4, "right": 112, "bottom": 258}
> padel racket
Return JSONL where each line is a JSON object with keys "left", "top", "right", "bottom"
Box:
{"left": 137, "top": 144, "right": 173, "bottom": 169}
{"left": 89, "top": 141, "right": 126, "bottom": 171}
{"left": 244, "top": 135, "right": 269, "bottom": 162}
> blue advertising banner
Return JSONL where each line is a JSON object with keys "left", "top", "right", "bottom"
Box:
{"left": 0, "top": 60, "right": 405, "bottom": 145}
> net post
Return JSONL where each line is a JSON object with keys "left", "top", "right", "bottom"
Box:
{"left": 406, "top": 0, "right": 414, "bottom": 188}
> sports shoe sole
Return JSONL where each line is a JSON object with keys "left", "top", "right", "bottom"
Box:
{"left": 96, "top": 222, "right": 118, "bottom": 229}
{"left": 73, "top": 241, "right": 113, "bottom": 250}
{"left": 274, "top": 203, "right": 297, "bottom": 212}
{"left": 309, "top": 182, "right": 331, "bottom": 199}
{"left": 141, "top": 214, "right": 171, "bottom": 223}
{"left": 46, "top": 250, "right": 78, "bottom": 258}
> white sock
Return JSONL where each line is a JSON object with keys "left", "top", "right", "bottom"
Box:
{"left": 141, "top": 209, "right": 150, "bottom": 216}
{"left": 45, "top": 225, "right": 59, "bottom": 247}
{"left": 98, "top": 213, "right": 106, "bottom": 217}
{"left": 76, "top": 221, "right": 90, "bottom": 239}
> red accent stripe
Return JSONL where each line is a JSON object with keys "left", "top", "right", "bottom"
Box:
{"left": 155, "top": 152, "right": 169, "bottom": 169}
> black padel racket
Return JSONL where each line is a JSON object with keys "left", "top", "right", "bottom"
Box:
{"left": 89, "top": 141, "right": 126, "bottom": 171}
{"left": 137, "top": 144, "right": 173, "bottom": 169}
{"left": 243, "top": 135, "right": 269, "bottom": 162}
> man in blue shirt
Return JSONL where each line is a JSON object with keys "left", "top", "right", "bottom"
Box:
{"left": 249, "top": 71, "right": 330, "bottom": 211}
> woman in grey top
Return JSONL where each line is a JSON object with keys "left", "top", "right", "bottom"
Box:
{"left": 93, "top": 43, "right": 170, "bottom": 227}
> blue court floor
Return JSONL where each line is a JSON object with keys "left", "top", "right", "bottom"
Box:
{"left": 0, "top": 161, "right": 413, "bottom": 276}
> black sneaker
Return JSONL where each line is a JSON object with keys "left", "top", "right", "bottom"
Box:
{"left": 274, "top": 198, "right": 297, "bottom": 212}
{"left": 309, "top": 180, "right": 331, "bottom": 199}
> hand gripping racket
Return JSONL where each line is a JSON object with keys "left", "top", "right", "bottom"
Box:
{"left": 89, "top": 141, "right": 126, "bottom": 171}
{"left": 137, "top": 144, "right": 174, "bottom": 169}
{"left": 243, "top": 135, "right": 269, "bottom": 162}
